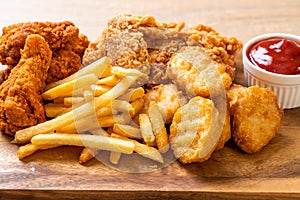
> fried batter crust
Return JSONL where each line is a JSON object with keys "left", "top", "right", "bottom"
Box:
{"left": 0, "top": 21, "right": 89, "bottom": 84}
{"left": 228, "top": 85, "right": 283, "bottom": 154}
{"left": 170, "top": 96, "right": 229, "bottom": 164}
{"left": 0, "top": 35, "right": 52, "bottom": 135}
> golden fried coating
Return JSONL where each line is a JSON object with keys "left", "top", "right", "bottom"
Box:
{"left": 215, "top": 106, "right": 231, "bottom": 151}
{"left": 227, "top": 85, "right": 283, "bottom": 154}
{"left": 144, "top": 84, "right": 187, "bottom": 124}
{"left": 184, "top": 24, "right": 242, "bottom": 71}
{"left": 170, "top": 96, "right": 228, "bottom": 164}
{"left": 0, "top": 21, "right": 89, "bottom": 84}
{"left": 167, "top": 46, "right": 233, "bottom": 98}
{"left": 101, "top": 14, "right": 185, "bottom": 41}
{"left": 0, "top": 35, "right": 52, "bottom": 135}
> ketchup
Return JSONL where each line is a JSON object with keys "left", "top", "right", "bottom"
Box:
{"left": 247, "top": 38, "right": 300, "bottom": 75}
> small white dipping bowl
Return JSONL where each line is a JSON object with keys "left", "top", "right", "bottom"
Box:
{"left": 243, "top": 33, "right": 300, "bottom": 109}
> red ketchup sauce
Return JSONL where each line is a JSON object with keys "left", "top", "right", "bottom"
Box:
{"left": 247, "top": 37, "right": 300, "bottom": 75}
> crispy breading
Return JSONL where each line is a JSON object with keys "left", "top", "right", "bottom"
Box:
{"left": 101, "top": 14, "right": 185, "bottom": 41}
{"left": 0, "top": 21, "right": 89, "bottom": 84}
{"left": 227, "top": 85, "right": 283, "bottom": 154}
{"left": 184, "top": 24, "right": 242, "bottom": 72}
{"left": 167, "top": 46, "right": 233, "bottom": 98}
{"left": 170, "top": 96, "right": 228, "bottom": 164}
{"left": 144, "top": 84, "right": 187, "bottom": 124}
{"left": 0, "top": 34, "right": 52, "bottom": 135}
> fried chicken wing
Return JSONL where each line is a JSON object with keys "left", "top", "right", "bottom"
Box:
{"left": 170, "top": 96, "right": 230, "bottom": 164}
{"left": 0, "top": 34, "right": 52, "bottom": 135}
{"left": 227, "top": 84, "right": 283, "bottom": 154}
{"left": 144, "top": 84, "right": 187, "bottom": 124}
{"left": 0, "top": 21, "right": 89, "bottom": 84}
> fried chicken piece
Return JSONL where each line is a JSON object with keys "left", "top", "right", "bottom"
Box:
{"left": 0, "top": 34, "right": 52, "bottom": 135}
{"left": 184, "top": 24, "right": 242, "bottom": 77}
{"left": 227, "top": 84, "right": 283, "bottom": 154}
{"left": 167, "top": 46, "right": 233, "bottom": 98}
{"left": 0, "top": 21, "right": 89, "bottom": 84}
{"left": 83, "top": 14, "right": 186, "bottom": 85}
{"left": 144, "top": 84, "right": 187, "bottom": 124}
{"left": 170, "top": 96, "right": 230, "bottom": 164}
{"left": 84, "top": 31, "right": 150, "bottom": 86}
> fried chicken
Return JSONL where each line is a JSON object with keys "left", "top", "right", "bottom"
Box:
{"left": 0, "top": 21, "right": 89, "bottom": 84}
{"left": 170, "top": 96, "right": 230, "bottom": 164}
{"left": 227, "top": 84, "right": 283, "bottom": 154}
{"left": 83, "top": 14, "right": 241, "bottom": 86}
{"left": 0, "top": 34, "right": 52, "bottom": 135}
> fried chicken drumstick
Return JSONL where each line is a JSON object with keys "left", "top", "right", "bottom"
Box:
{"left": 0, "top": 34, "right": 52, "bottom": 135}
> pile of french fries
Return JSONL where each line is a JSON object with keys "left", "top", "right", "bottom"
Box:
{"left": 15, "top": 56, "right": 169, "bottom": 165}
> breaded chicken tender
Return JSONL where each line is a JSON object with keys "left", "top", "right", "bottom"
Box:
{"left": 144, "top": 84, "right": 187, "bottom": 124}
{"left": 170, "top": 96, "right": 230, "bottom": 164}
{"left": 167, "top": 46, "right": 233, "bottom": 98}
{"left": 227, "top": 84, "right": 283, "bottom": 154}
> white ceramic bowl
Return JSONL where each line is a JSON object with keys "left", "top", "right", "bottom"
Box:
{"left": 243, "top": 33, "right": 300, "bottom": 109}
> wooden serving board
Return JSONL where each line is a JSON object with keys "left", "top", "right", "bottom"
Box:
{"left": 0, "top": 51, "right": 299, "bottom": 199}
{"left": 0, "top": 0, "right": 300, "bottom": 199}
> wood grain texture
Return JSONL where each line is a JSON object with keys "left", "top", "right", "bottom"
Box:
{"left": 0, "top": 0, "right": 300, "bottom": 199}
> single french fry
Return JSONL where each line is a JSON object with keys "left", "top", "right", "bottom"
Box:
{"left": 79, "top": 148, "right": 98, "bottom": 164}
{"left": 97, "top": 75, "right": 119, "bottom": 86}
{"left": 14, "top": 75, "right": 141, "bottom": 144}
{"left": 42, "top": 74, "right": 98, "bottom": 100}
{"left": 113, "top": 124, "right": 142, "bottom": 139}
{"left": 130, "top": 98, "right": 145, "bottom": 117}
{"left": 53, "top": 97, "right": 65, "bottom": 104}
{"left": 111, "top": 66, "right": 143, "bottom": 77}
{"left": 91, "top": 85, "right": 112, "bottom": 97}
{"left": 96, "top": 107, "right": 117, "bottom": 117}
{"left": 45, "top": 57, "right": 112, "bottom": 90}
{"left": 139, "top": 114, "right": 155, "bottom": 146}
{"left": 31, "top": 134, "right": 135, "bottom": 154}
{"left": 98, "top": 115, "right": 127, "bottom": 127}
{"left": 44, "top": 103, "right": 70, "bottom": 118}
{"left": 118, "top": 87, "right": 145, "bottom": 102}
{"left": 83, "top": 89, "right": 94, "bottom": 102}
{"left": 100, "top": 65, "right": 113, "bottom": 78}
{"left": 64, "top": 97, "right": 84, "bottom": 107}
{"left": 109, "top": 151, "right": 122, "bottom": 165}
{"left": 56, "top": 115, "right": 98, "bottom": 133}
{"left": 89, "top": 128, "right": 110, "bottom": 137}
{"left": 17, "top": 143, "right": 59, "bottom": 159}
{"left": 57, "top": 114, "right": 127, "bottom": 133}
{"left": 148, "top": 101, "right": 169, "bottom": 153}
{"left": 111, "top": 100, "right": 135, "bottom": 116}
{"left": 111, "top": 134, "right": 163, "bottom": 163}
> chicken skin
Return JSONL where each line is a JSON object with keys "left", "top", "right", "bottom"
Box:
{"left": 0, "top": 21, "right": 89, "bottom": 84}
{"left": 0, "top": 34, "right": 52, "bottom": 135}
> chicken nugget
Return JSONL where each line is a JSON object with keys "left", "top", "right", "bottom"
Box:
{"left": 144, "top": 84, "right": 187, "bottom": 124}
{"left": 170, "top": 96, "right": 229, "bottom": 164}
{"left": 167, "top": 46, "right": 233, "bottom": 98}
{"left": 228, "top": 85, "right": 283, "bottom": 154}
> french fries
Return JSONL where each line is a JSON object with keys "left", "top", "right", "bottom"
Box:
{"left": 139, "top": 114, "right": 155, "bottom": 146}
{"left": 31, "top": 134, "right": 135, "bottom": 154}
{"left": 16, "top": 57, "right": 173, "bottom": 166}
{"left": 148, "top": 101, "right": 169, "bottom": 153}
{"left": 45, "top": 56, "right": 112, "bottom": 90}
{"left": 42, "top": 74, "right": 98, "bottom": 100}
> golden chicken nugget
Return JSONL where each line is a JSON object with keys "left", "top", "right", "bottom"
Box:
{"left": 228, "top": 85, "right": 283, "bottom": 154}
{"left": 170, "top": 96, "right": 225, "bottom": 164}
